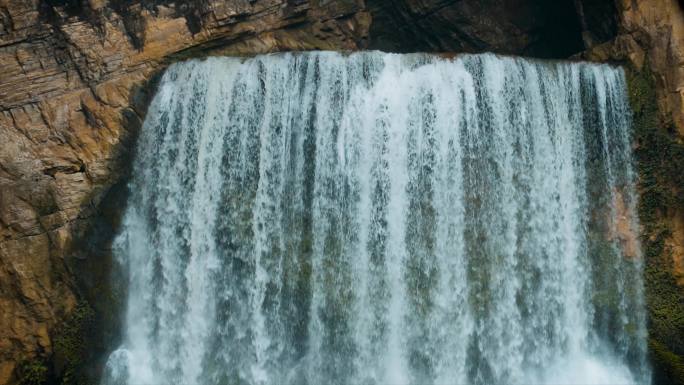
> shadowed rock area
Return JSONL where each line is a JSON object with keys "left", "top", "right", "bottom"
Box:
{"left": 367, "top": 0, "right": 589, "bottom": 57}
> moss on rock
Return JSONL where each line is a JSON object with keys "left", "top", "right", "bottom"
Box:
{"left": 650, "top": 338, "right": 684, "bottom": 384}
{"left": 17, "top": 359, "right": 49, "bottom": 385}
{"left": 53, "top": 302, "right": 96, "bottom": 385}
{"left": 627, "top": 64, "right": 684, "bottom": 385}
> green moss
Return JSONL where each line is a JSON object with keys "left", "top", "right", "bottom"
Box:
{"left": 53, "top": 302, "right": 95, "bottom": 385}
{"left": 627, "top": 64, "right": 684, "bottom": 384}
{"left": 17, "top": 360, "right": 48, "bottom": 385}
{"left": 650, "top": 339, "right": 684, "bottom": 384}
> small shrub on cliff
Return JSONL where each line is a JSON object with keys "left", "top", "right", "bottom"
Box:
{"left": 53, "top": 302, "right": 95, "bottom": 385}
{"left": 17, "top": 360, "right": 48, "bottom": 385}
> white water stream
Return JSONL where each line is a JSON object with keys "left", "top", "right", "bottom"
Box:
{"left": 103, "top": 52, "right": 650, "bottom": 385}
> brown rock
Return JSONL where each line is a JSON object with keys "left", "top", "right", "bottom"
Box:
{"left": 620, "top": 0, "right": 684, "bottom": 135}
{"left": 668, "top": 211, "right": 684, "bottom": 287}
{"left": 611, "top": 189, "right": 641, "bottom": 260}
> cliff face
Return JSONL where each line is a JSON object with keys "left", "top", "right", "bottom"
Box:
{"left": 582, "top": 0, "right": 684, "bottom": 135}
{"left": 0, "top": 0, "right": 683, "bottom": 384}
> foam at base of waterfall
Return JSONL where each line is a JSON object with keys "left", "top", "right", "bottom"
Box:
{"left": 104, "top": 350, "right": 637, "bottom": 385}
{"left": 103, "top": 51, "right": 650, "bottom": 385}
{"left": 102, "top": 349, "right": 131, "bottom": 385}
{"left": 538, "top": 354, "right": 636, "bottom": 385}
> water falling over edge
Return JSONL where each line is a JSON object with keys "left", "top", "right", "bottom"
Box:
{"left": 102, "top": 51, "right": 650, "bottom": 385}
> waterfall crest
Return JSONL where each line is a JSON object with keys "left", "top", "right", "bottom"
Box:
{"left": 103, "top": 52, "right": 650, "bottom": 385}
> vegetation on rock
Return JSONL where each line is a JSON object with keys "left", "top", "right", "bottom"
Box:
{"left": 53, "top": 303, "right": 95, "bottom": 385}
{"left": 16, "top": 360, "right": 48, "bottom": 385}
{"left": 627, "top": 64, "right": 684, "bottom": 385}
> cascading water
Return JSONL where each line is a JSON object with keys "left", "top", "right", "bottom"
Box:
{"left": 103, "top": 52, "right": 650, "bottom": 385}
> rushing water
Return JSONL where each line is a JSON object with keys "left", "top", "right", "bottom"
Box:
{"left": 103, "top": 52, "right": 650, "bottom": 385}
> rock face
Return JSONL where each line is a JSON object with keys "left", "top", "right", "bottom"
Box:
{"left": 582, "top": 0, "right": 684, "bottom": 136}
{"left": 0, "top": 0, "right": 683, "bottom": 384}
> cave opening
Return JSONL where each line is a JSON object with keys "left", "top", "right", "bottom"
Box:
{"left": 366, "top": 0, "right": 617, "bottom": 60}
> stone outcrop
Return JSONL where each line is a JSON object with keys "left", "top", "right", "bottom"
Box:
{"left": 0, "top": 0, "right": 683, "bottom": 384}
{"left": 582, "top": 0, "right": 684, "bottom": 136}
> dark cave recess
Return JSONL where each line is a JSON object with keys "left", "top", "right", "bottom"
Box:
{"left": 366, "top": 0, "right": 618, "bottom": 59}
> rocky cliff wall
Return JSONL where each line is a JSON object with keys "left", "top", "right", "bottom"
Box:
{"left": 0, "top": 0, "right": 682, "bottom": 384}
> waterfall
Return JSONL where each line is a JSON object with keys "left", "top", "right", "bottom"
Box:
{"left": 103, "top": 52, "right": 650, "bottom": 385}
